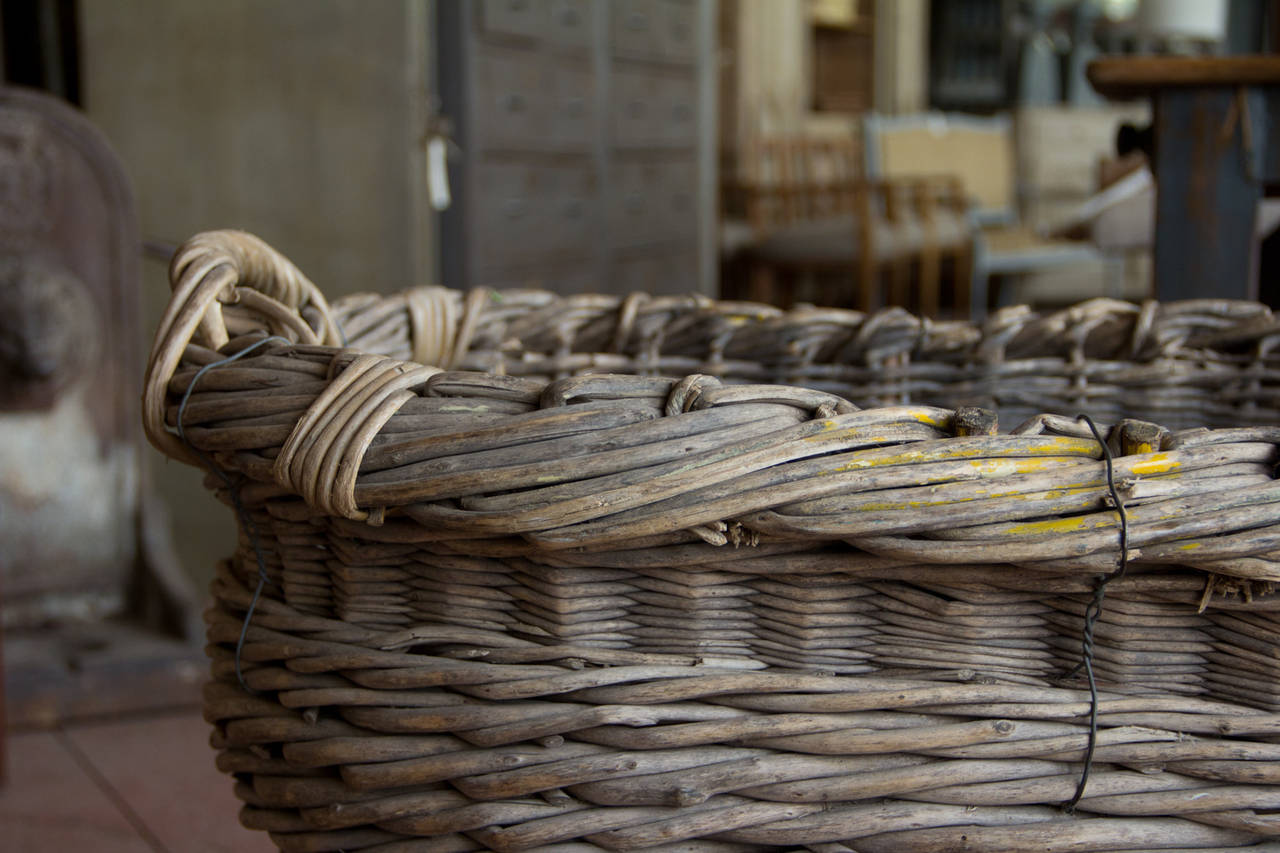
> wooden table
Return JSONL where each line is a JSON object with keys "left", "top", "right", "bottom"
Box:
{"left": 1088, "top": 56, "right": 1280, "bottom": 301}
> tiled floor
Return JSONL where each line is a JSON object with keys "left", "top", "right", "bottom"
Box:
{"left": 1, "top": 710, "right": 275, "bottom": 852}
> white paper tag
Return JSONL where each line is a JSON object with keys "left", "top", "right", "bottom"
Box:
{"left": 427, "top": 136, "right": 451, "bottom": 212}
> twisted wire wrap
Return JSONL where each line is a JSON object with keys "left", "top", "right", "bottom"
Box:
{"left": 1063, "top": 413, "right": 1133, "bottom": 813}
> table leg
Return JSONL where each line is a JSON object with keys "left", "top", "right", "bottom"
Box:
{"left": 1152, "top": 87, "right": 1266, "bottom": 301}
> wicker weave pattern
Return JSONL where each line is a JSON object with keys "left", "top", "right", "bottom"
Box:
{"left": 146, "top": 231, "right": 1280, "bottom": 851}
{"left": 330, "top": 287, "right": 1280, "bottom": 431}
{"left": 204, "top": 563, "right": 1280, "bottom": 852}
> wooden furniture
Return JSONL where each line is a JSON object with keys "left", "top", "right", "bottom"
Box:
{"left": 726, "top": 135, "right": 973, "bottom": 314}
{"left": 810, "top": 0, "right": 875, "bottom": 113}
{"left": 1088, "top": 55, "right": 1280, "bottom": 302}
{"left": 0, "top": 86, "right": 203, "bottom": 732}
{"left": 733, "top": 135, "right": 865, "bottom": 232}
{"left": 436, "top": 0, "right": 717, "bottom": 296}
{"left": 865, "top": 111, "right": 1105, "bottom": 317}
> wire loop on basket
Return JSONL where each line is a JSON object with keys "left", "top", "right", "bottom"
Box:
{"left": 1064, "top": 412, "right": 1133, "bottom": 812}
{"left": 142, "top": 230, "right": 343, "bottom": 466}
{"left": 175, "top": 333, "right": 291, "bottom": 694}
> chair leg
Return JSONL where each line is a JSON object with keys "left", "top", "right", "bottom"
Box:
{"left": 888, "top": 258, "right": 910, "bottom": 309}
{"left": 919, "top": 246, "right": 941, "bottom": 318}
{"left": 857, "top": 252, "right": 877, "bottom": 313}
{"left": 797, "top": 267, "right": 817, "bottom": 307}
{"left": 954, "top": 246, "right": 975, "bottom": 319}
{"left": 748, "top": 261, "right": 777, "bottom": 305}
{"left": 0, "top": 621, "right": 5, "bottom": 787}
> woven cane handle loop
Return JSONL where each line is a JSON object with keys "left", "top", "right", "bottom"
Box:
{"left": 274, "top": 353, "right": 440, "bottom": 522}
{"left": 142, "top": 230, "right": 342, "bottom": 465}
{"left": 403, "top": 285, "right": 490, "bottom": 369}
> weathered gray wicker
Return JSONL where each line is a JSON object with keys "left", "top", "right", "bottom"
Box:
{"left": 145, "top": 231, "right": 1280, "bottom": 852}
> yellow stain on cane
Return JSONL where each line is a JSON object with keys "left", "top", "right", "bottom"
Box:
{"left": 1128, "top": 454, "right": 1181, "bottom": 475}
{"left": 1005, "top": 516, "right": 1115, "bottom": 536}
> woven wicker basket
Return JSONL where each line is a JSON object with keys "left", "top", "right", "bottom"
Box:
{"left": 144, "top": 230, "right": 1280, "bottom": 852}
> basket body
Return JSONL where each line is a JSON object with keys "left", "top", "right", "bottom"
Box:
{"left": 148, "top": 232, "right": 1280, "bottom": 852}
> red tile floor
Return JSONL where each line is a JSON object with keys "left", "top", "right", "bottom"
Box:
{"left": 1, "top": 709, "right": 274, "bottom": 852}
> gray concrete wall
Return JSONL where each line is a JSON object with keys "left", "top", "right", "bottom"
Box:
{"left": 79, "top": 0, "right": 433, "bottom": 589}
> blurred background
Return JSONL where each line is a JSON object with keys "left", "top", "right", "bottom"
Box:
{"left": 1, "top": 0, "right": 1278, "bottom": 688}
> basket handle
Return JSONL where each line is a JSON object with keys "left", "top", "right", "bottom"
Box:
{"left": 142, "top": 229, "right": 343, "bottom": 466}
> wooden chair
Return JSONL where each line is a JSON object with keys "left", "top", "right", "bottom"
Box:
{"left": 723, "top": 135, "right": 974, "bottom": 314}
{"left": 864, "top": 112, "right": 1103, "bottom": 318}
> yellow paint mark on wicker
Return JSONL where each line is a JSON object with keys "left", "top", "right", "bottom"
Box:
{"left": 1128, "top": 454, "right": 1181, "bottom": 475}
{"left": 852, "top": 484, "right": 1100, "bottom": 513}
{"left": 1005, "top": 516, "right": 1114, "bottom": 536}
